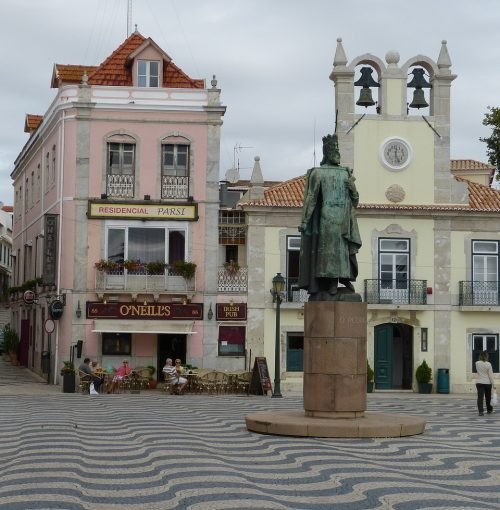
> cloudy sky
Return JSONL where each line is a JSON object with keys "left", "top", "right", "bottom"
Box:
{"left": 1, "top": 0, "right": 499, "bottom": 205}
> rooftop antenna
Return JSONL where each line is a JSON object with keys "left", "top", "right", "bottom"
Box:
{"left": 127, "top": 0, "right": 133, "bottom": 37}
{"left": 233, "top": 144, "right": 253, "bottom": 173}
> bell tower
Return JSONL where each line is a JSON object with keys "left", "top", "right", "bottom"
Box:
{"left": 330, "top": 39, "right": 464, "bottom": 206}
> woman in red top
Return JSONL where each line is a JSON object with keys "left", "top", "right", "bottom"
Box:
{"left": 110, "top": 360, "right": 132, "bottom": 393}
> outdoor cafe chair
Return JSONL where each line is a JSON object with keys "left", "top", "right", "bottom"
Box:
{"left": 78, "top": 370, "right": 92, "bottom": 394}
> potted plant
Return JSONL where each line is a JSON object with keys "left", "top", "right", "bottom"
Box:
{"left": 416, "top": 359, "right": 433, "bottom": 393}
{"left": 146, "top": 261, "right": 166, "bottom": 275}
{"left": 173, "top": 260, "right": 197, "bottom": 280}
{"left": 147, "top": 365, "right": 157, "bottom": 389}
{"left": 94, "top": 259, "right": 119, "bottom": 272}
{"left": 123, "top": 259, "right": 141, "bottom": 272}
{"left": 60, "top": 361, "right": 76, "bottom": 393}
{"left": 367, "top": 360, "right": 374, "bottom": 393}
{"left": 3, "top": 325, "right": 19, "bottom": 365}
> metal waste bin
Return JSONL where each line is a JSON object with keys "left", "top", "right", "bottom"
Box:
{"left": 437, "top": 368, "right": 449, "bottom": 394}
{"left": 41, "top": 351, "right": 50, "bottom": 373}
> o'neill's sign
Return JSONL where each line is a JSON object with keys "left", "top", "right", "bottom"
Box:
{"left": 88, "top": 201, "right": 198, "bottom": 221}
{"left": 86, "top": 302, "right": 203, "bottom": 320}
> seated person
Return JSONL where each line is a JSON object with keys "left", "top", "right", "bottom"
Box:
{"left": 78, "top": 357, "right": 104, "bottom": 393}
{"left": 163, "top": 358, "right": 187, "bottom": 394}
{"left": 110, "top": 359, "right": 132, "bottom": 393}
{"left": 175, "top": 358, "right": 185, "bottom": 375}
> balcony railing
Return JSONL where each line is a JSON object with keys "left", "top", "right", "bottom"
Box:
{"left": 364, "top": 279, "right": 427, "bottom": 305}
{"left": 459, "top": 281, "right": 500, "bottom": 306}
{"left": 285, "top": 277, "right": 309, "bottom": 303}
{"left": 217, "top": 267, "right": 248, "bottom": 293}
{"left": 107, "top": 174, "right": 134, "bottom": 198}
{"left": 95, "top": 265, "right": 195, "bottom": 294}
{"left": 161, "top": 176, "right": 188, "bottom": 199}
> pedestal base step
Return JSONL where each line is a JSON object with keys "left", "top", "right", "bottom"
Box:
{"left": 245, "top": 410, "right": 425, "bottom": 438}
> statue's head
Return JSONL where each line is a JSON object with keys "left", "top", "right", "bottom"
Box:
{"left": 321, "top": 134, "right": 341, "bottom": 166}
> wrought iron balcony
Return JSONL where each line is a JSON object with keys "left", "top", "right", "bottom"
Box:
{"left": 364, "top": 279, "right": 427, "bottom": 305}
{"left": 285, "top": 277, "right": 309, "bottom": 303}
{"left": 95, "top": 265, "right": 195, "bottom": 294}
{"left": 107, "top": 174, "right": 134, "bottom": 198}
{"left": 217, "top": 267, "right": 248, "bottom": 293}
{"left": 459, "top": 281, "right": 500, "bottom": 306}
{"left": 161, "top": 176, "right": 188, "bottom": 199}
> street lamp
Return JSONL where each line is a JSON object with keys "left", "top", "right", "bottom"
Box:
{"left": 270, "top": 272, "right": 285, "bottom": 398}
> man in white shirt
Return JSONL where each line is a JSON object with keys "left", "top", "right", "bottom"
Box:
{"left": 162, "top": 358, "right": 187, "bottom": 394}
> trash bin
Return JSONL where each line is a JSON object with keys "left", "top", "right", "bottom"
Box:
{"left": 437, "top": 368, "right": 449, "bottom": 394}
{"left": 41, "top": 351, "right": 50, "bottom": 373}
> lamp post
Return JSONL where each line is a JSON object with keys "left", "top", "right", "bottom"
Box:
{"left": 270, "top": 272, "right": 285, "bottom": 398}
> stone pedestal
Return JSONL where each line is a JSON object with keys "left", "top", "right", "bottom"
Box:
{"left": 246, "top": 298, "right": 426, "bottom": 438}
{"left": 303, "top": 301, "right": 367, "bottom": 418}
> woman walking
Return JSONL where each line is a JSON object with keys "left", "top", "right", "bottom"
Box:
{"left": 475, "top": 351, "right": 495, "bottom": 416}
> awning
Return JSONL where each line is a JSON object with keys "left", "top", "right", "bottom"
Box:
{"left": 92, "top": 319, "right": 196, "bottom": 334}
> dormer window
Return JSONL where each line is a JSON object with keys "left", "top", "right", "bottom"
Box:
{"left": 137, "top": 60, "right": 160, "bottom": 87}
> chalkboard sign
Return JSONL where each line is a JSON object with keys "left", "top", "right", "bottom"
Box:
{"left": 249, "top": 357, "right": 272, "bottom": 395}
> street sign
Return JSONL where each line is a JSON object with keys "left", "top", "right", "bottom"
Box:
{"left": 49, "top": 299, "right": 64, "bottom": 320}
{"left": 44, "top": 319, "right": 55, "bottom": 334}
{"left": 23, "top": 290, "right": 36, "bottom": 305}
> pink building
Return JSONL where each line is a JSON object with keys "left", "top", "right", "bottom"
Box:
{"left": 10, "top": 32, "right": 233, "bottom": 382}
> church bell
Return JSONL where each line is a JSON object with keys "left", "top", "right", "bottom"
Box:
{"left": 356, "top": 88, "right": 375, "bottom": 107}
{"left": 409, "top": 89, "right": 429, "bottom": 109}
{"left": 408, "top": 68, "right": 431, "bottom": 109}
{"left": 354, "top": 67, "right": 379, "bottom": 108}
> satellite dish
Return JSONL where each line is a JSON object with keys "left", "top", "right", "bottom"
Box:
{"left": 225, "top": 167, "right": 240, "bottom": 184}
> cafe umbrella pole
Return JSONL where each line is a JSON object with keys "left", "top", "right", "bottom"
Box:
{"left": 271, "top": 273, "right": 285, "bottom": 398}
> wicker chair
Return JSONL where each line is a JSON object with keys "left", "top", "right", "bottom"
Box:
{"left": 236, "top": 371, "right": 252, "bottom": 394}
{"left": 78, "top": 370, "right": 92, "bottom": 394}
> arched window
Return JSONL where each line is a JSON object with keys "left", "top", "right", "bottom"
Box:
{"left": 106, "top": 134, "right": 136, "bottom": 198}
{"left": 161, "top": 136, "right": 190, "bottom": 199}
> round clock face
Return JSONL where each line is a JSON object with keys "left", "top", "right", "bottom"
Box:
{"left": 380, "top": 138, "right": 412, "bottom": 171}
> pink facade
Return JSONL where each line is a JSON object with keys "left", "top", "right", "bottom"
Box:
{"left": 10, "top": 32, "right": 232, "bottom": 383}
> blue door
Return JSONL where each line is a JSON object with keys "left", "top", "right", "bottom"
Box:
{"left": 286, "top": 334, "right": 304, "bottom": 372}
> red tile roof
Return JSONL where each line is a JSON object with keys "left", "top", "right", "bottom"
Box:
{"left": 51, "top": 65, "right": 98, "bottom": 88}
{"left": 451, "top": 159, "right": 495, "bottom": 172}
{"left": 87, "top": 32, "right": 204, "bottom": 88}
{"left": 1, "top": 206, "right": 13, "bottom": 213}
{"left": 24, "top": 114, "right": 43, "bottom": 133}
{"left": 239, "top": 171, "right": 500, "bottom": 212}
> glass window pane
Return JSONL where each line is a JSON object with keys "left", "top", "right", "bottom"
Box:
{"left": 218, "top": 326, "right": 245, "bottom": 354}
{"left": 486, "top": 336, "right": 497, "bottom": 351}
{"left": 380, "top": 239, "right": 408, "bottom": 252}
{"left": 288, "top": 237, "right": 301, "bottom": 250}
{"left": 128, "top": 228, "right": 165, "bottom": 263}
{"left": 473, "top": 336, "right": 484, "bottom": 351}
{"left": 108, "top": 229, "right": 125, "bottom": 262}
{"left": 168, "top": 230, "right": 185, "bottom": 263}
{"left": 473, "top": 241, "right": 498, "bottom": 254}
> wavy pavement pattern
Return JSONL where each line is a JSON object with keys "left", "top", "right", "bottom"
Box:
{"left": 0, "top": 393, "right": 499, "bottom": 510}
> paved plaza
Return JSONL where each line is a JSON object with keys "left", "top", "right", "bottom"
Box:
{"left": 0, "top": 359, "right": 499, "bottom": 510}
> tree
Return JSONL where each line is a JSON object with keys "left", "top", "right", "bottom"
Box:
{"left": 480, "top": 106, "right": 500, "bottom": 183}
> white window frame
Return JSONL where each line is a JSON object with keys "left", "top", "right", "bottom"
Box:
{"left": 472, "top": 333, "right": 499, "bottom": 373}
{"left": 104, "top": 221, "right": 188, "bottom": 265}
{"left": 137, "top": 60, "right": 160, "bottom": 88}
{"left": 378, "top": 238, "right": 410, "bottom": 301}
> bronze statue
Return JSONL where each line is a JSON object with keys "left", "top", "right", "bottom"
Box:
{"left": 298, "top": 134, "right": 362, "bottom": 301}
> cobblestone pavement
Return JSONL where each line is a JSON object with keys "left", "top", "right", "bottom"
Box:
{"left": 0, "top": 358, "right": 499, "bottom": 510}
